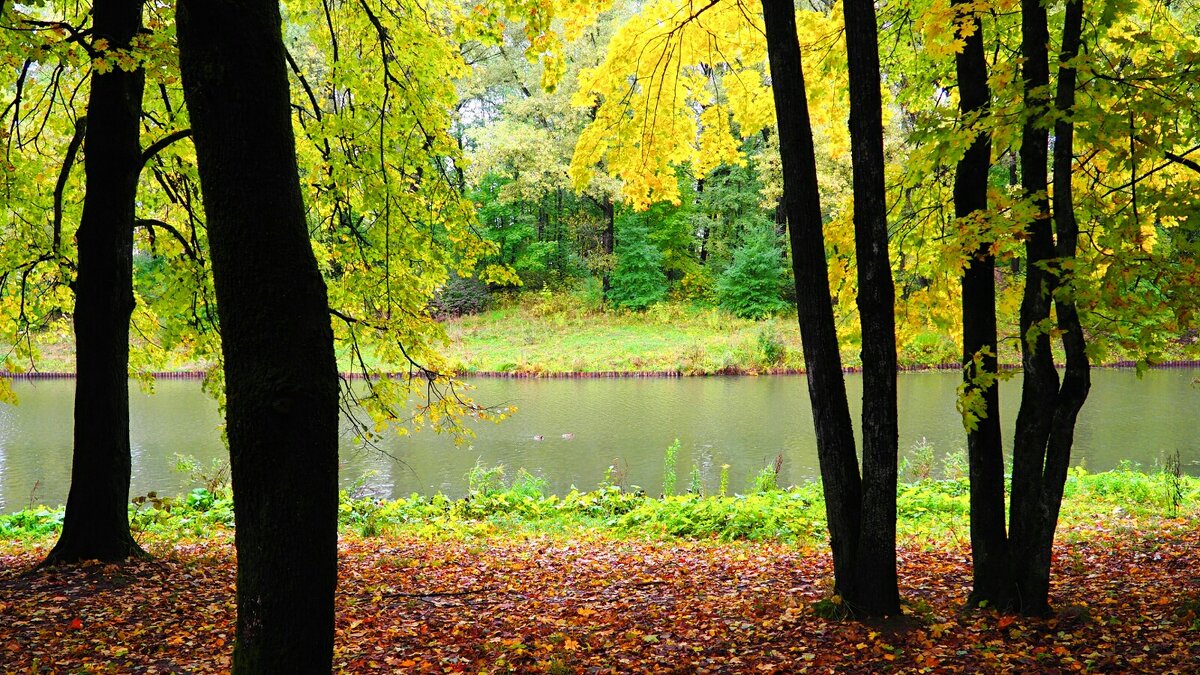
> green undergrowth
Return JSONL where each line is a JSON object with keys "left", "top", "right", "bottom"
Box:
{"left": 3, "top": 466, "right": 1196, "bottom": 551}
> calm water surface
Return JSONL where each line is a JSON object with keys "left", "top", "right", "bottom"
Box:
{"left": 1, "top": 370, "right": 1197, "bottom": 513}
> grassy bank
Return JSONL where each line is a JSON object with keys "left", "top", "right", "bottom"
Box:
{"left": 4, "top": 465, "right": 1195, "bottom": 548}
{"left": 441, "top": 294, "right": 1200, "bottom": 376}
{"left": 440, "top": 295, "right": 950, "bottom": 375}
{"left": 8, "top": 294, "right": 1196, "bottom": 377}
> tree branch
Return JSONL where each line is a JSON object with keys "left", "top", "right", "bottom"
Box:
{"left": 284, "top": 47, "right": 323, "bottom": 124}
{"left": 1163, "top": 149, "right": 1200, "bottom": 175}
{"left": 135, "top": 217, "right": 199, "bottom": 261}
{"left": 53, "top": 116, "right": 87, "bottom": 254}
{"left": 139, "top": 128, "right": 191, "bottom": 171}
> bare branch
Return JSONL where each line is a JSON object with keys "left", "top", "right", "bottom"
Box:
{"left": 52, "top": 116, "right": 87, "bottom": 254}
{"left": 139, "top": 128, "right": 191, "bottom": 171}
{"left": 135, "top": 217, "right": 200, "bottom": 261}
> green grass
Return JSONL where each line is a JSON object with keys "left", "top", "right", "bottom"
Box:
{"left": 442, "top": 296, "right": 825, "bottom": 375}
{"left": 4, "top": 465, "right": 1195, "bottom": 549}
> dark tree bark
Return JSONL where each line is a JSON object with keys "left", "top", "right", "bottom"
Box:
{"left": 761, "top": 0, "right": 865, "bottom": 610}
{"left": 1009, "top": 0, "right": 1090, "bottom": 617}
{"left": 952, "top": 0, "right": 1012, "bottom": 609}
{"left": 842, "top": 0, "right": 900, "bottom": 616}
{"left": 1009, "top": 0, "right": 1090, "bottom": 616}
{"left": 177, "top": 0, "right": 340, "bottom": 670}
{"left": 600, "top": 196, "right": 615, "bottom": 297}
{"left": 43, "top": 0, "right": 146, "bottom": 565}
{"left": 1009, "top": 0, "right": 1059, "bottom": 618}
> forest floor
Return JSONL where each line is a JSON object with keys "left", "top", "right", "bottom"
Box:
{"left": 2, "top": 518, "right": 1198, "bottom": 673}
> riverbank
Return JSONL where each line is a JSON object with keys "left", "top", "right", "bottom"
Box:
{"left": 3, "top": 469, "right": 1198, "bottom": 672}
{"left": 5, "top": 297, "right": 1198, "bottom": 378}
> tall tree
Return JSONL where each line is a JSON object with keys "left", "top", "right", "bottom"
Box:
{"left": 842, "top": 0, "right": 901, "bottom": 615}
{"left": 1008, "top": 0, "right": 1090, "bottom": 616}
{"left": 952, "top": 0, "right": 1011, "bottom": 607}
{"left": 567, "top": 0, "right": 901, "bottom": 615}
{"left": 177, "top": 0, "right": 340, "bottom": 669}
{"left": 43, "top": 0, "right": 147, "bottom": 564}
{"left": 761, "top": 0, "right": 874, "bottom": 615}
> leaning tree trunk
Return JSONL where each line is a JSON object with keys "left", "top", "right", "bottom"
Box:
{"left": 43, "top": 0, "right": 146, "bottom": 565}
{"left": 842, "top": 0, "right": 900, "bottom": 616}
{"left": 952, "top": 0, "right": 1012, "bottom": 609}
{"left": 761, "top": 0, "right": 864, "bottom": 607}
{"left": 177, "top": 0, "right": 340, "bottom": 671}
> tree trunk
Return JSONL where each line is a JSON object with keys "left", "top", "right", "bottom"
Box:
{"left": 1010, "top": 0, "right": 1090, "bottom": 615}
{"left": 600, "top": 196, "right": 615, "bottom": 298}
{"left": 842, "top": 0, "right": 900, "bottom": 616}
{"left": 177, "top": 1, "right": 340, "bottom": 670}
{"left": 761, "top": 0, "right": 864, "bottom": 608}
{"left": 43, "top": 0, "right": 146, "bottom": 565}
{"left": 1008, "top": 0, "right": 1090, "bottom": 617}
{"left": 953, "top": 0, "right": 1012, "bottom": 609}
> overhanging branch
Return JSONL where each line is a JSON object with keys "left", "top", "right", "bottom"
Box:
{"left": 139, "top": 128, "right": 191, "bottom": 172}
{"left": 53, "top": 116, "right": 87, "bottom": 254}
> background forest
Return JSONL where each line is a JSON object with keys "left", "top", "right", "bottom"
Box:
{"left": 3, "top": 0, "right": 1198, "bottom": 389}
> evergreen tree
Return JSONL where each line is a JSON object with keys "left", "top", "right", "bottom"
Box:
{"left": 715, "top": 223, "right": 788, "bottom": 319}
{"left": 607, "top": 219, "right": 667, "bottom": 310}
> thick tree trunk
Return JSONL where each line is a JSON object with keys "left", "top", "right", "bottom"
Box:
{"left": 842, "top": 0, "right": 900, "bottom": 616}
{"left": 177, "top": 0, "right": 340, "bottom": 671}
{"left": 761, "top": 0, "right": 864, "bottom": 607}
{"left": 43, "top": 0, "right": 146, "bottom": 565}
{"left": 952, "top": 0, "right": 1012, "bottom": 609}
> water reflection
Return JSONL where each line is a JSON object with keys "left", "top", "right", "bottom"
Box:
{"left": 0, "top": 370, "right": 1197, "bottom": 512}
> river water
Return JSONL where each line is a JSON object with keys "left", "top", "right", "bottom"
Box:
{"left": 1, "top": 370, "right": 1197, "bottom": 513}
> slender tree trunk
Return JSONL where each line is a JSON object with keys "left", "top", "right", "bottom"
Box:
{"left": 1010, "top": 0, "right": 1090, "bottom": 614}
{"left": 842, "top": 0, "right": 900, "bottom": 616}
{"left": 600, "top": 196, "right": 615, "bottom": 298}
{"left": 953, "top": 0, "right": 1012, "bottom": 608}
{"left": 177, "top": 0, "right": 340, "bottom": 670}
{"left": 1009, "top": 0, "right": 1058, "bottom": 617}
{"left": 43, "top": 0, "right": 146, "bottom": 565}
{"left": 761, "top": 0, "right": 864, "bottom": 608}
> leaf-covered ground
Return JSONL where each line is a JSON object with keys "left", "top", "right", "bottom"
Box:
{"left": 2, "top": 520, "right": 1198, "bottom": 673}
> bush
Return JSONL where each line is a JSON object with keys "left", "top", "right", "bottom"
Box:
{"left": 756, "top": 323, "right": 786, "bottom": 366}
{"left": 430, "top": 274, "right": 491, "bottom": 318}
{"left": 608, "top": 223, "right": 668, "bottom": 311}
{"left": 715, "top": 229, "right": 788, "bottom": 319}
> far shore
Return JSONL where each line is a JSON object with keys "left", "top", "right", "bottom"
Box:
{"left": 4, "top": 359, "right": 1200, "bottom": 381}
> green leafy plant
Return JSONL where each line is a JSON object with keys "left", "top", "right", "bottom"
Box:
{"left": 752, "top": 455, "right": 784, "bottom": 494}
{"left": 940, "top": 447, "right": 969, "bottom": 481}
{"left": 662, "top": 439, "right": 680, "bottom": 497}
{"left": 755, "top": 322, "right": 786, "bottom": 367}
{"left": 899, "top": 437, "right": 936, "bottom": 482}
{"left": 467, "top": 462, "right": 508, "bottom": 497}
{"left": 174, "top": 454, "right": 231, "bottom": 496}
{"left": 688, "top": 464, "right": 704, "bottom": 495}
